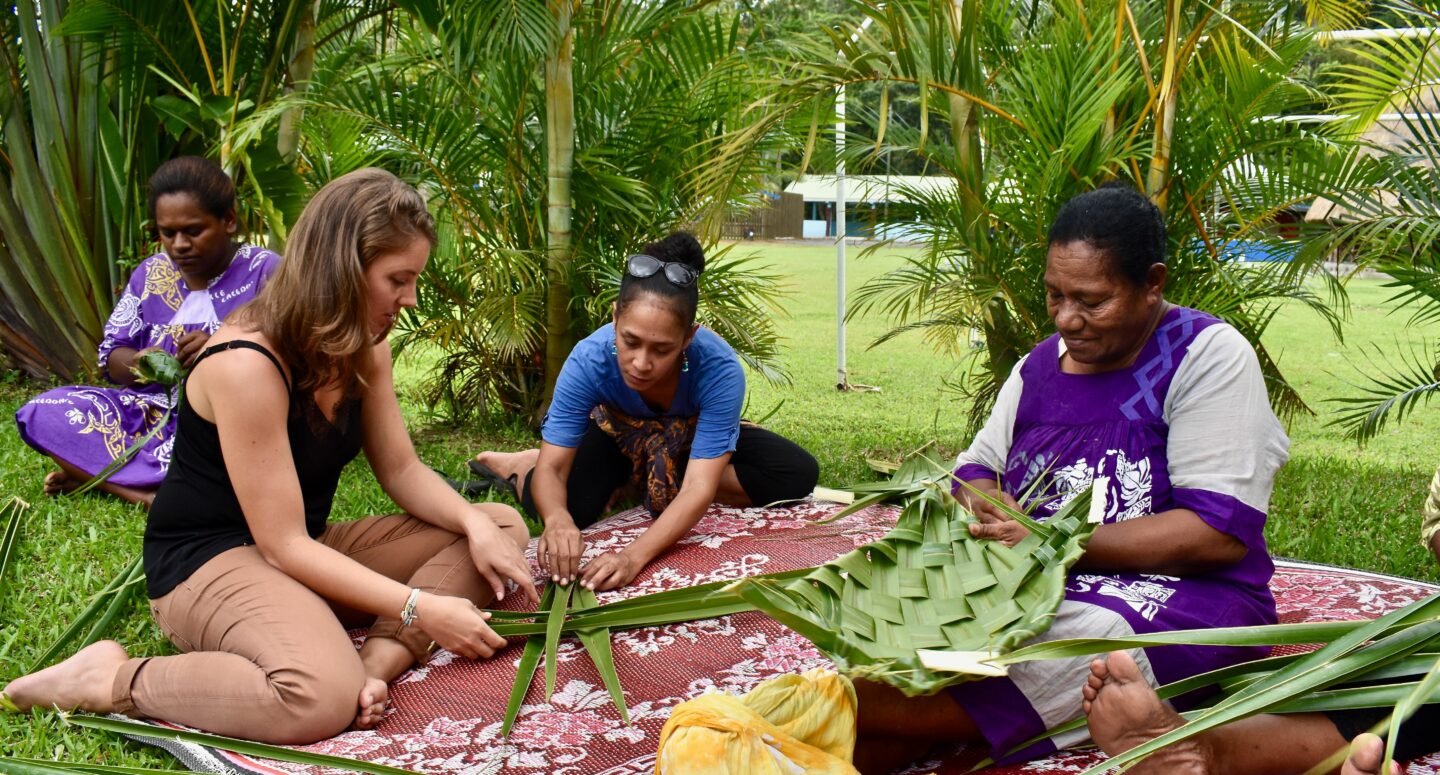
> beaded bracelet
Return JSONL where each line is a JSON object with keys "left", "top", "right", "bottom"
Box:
{"left": 400, "top": 587, "right": 421, "bottom": 628}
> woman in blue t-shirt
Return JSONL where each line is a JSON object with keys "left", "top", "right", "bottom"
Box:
{"left": 472, "top": 232, "right": 818, "bottom": 591}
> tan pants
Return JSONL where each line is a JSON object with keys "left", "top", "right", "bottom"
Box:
{"left": 112, "top": 508, "right": 528, "bottom": 744}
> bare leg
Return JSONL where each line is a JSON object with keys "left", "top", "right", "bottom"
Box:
{"left": 1083, "top": 650, "right": 1350, "bottom": 775}
{"left": 46, "top": 456, "right": 155, "bottom": 508}
{"left": 1429, "top": 531, "right": 1440, "bottom": 565}
{"left": 1343, "top": 733, "right": 1401, "bottom": 775}
{"left": 2, "top": 641, "right": 129, "bottom": 713}
{"left": 852, "top": 678, "right": 979, "bottom": 774}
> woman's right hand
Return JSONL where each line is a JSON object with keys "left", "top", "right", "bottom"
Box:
{"left": 538, "top": 516, "right": 584, "bottom": 585}
{"left": 416, "top": 592, "right": 507, "bottom": 659}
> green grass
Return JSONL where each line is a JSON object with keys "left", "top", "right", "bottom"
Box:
{"left": 1, "top": 243, "right": 1437, "bottom": 764}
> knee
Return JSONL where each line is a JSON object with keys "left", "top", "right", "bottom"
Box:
{"left": 792, "top": 448, "right": 820, "bottom": 495}
{"left": 768, "top": 447, "right": 820, "bottom": 502}
{"left": 472, "top": 502, "right": 531, "bottom": 552}
{"left": 261, "top": 662, "right": 366, "bottom": 744}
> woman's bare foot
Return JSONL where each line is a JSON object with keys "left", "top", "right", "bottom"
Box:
{"left": 1342, "top": 733, "right": 1401, "bottom": 775}
{"left": 352, "top": 636, "right": 412, "bottom": 730}
{"left": 475, "top": 450, "right": 537, "bottom": 482}
{"left": 2, "top": 640, "right": 129, "bottom": 713}
{"left": 42, "top": 470, "right": 80, "bottom": 496}
{"left": 353, "top": 676, "right": 389, "bottom": 730}
{"left": 1083, "top": 650, "right": 1213, "bottom": 775}
{"left": 44, "top": 464, "right": 155, "bottom": 509}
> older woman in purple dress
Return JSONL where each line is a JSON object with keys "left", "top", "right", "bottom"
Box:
{"left": 14, "top": 157, "right": 279, "bottom": 507}
{"left": 850, "top": 184, "right": 1291, "bottom": 773}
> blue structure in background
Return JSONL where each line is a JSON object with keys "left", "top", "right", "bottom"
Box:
{"left": 1212, "top": 239, "right": 1300, "bottom": 263}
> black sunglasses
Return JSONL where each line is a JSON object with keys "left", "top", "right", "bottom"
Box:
{"left": 626, "top": 254, "right": 699, "bottom": 287}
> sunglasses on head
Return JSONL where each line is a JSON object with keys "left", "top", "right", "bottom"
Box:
{"left": 626, "top": 254, "right": 699, "bottom": 288}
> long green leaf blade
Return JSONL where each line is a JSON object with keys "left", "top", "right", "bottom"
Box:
{"left": 30, "top": 555, "right": 144, "bottom": 671}
{"left": 61, "top": 713, "right": 413, "bottom": 774}
{"left": 0, "top": 497, "right": 29, "bottom": 611}
{"left": 501, "top": 582, "right": 555, "bottom": 737}
{"left": 544, "top": 582, "right": 573, "bottom": 701}
{"left": 574, "top": 585, "right": 629, "bottom": 724}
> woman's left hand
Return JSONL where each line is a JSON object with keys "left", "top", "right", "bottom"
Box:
{"left": 579, "top": 551, "right": 642, "bottom": 592}
{"left": 968, "top": 517, "right": 1031, "bottom": 547}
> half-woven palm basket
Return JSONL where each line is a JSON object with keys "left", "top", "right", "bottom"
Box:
{"left": 732, "top": 454, "right": 1097, "bottom": 696}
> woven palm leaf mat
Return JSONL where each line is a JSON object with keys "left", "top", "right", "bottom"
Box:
{"left": 121, "top": 502, "right": 1440, "bottom": 775}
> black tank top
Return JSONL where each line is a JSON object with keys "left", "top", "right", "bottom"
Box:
{"left": 144, "top": 341, "right": 363, "bottom": 599}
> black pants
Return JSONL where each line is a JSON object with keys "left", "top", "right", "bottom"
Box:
{"left": 521, "top": 423, "right": 819, "bottom": 527}
{"left": 1327, "top": 703, "right": 1440, "bottom": 761}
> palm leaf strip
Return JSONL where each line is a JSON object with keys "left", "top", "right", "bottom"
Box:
{"left": 500, "top": 582, "right": 555, "bottom": 737}
{"left": 71, "top": 352, "right": 186, "bottom": 497}
{"left": 1, "top": 757, "right": 188, "bottom": 774}
{"left": 29, "top": 555, "right": 144, "bottom": 672}
{"left": 0, "top": 497, "right": 29, "bottom": 610}
{"left": 543, "top": 581, "right": 572, "bottom": 701}
{"left": 574, "top": 585, "right": 629, "bottom": 724}
{"left": 60, "top": 714, "right": 412, "bottom": 775}
{"left": 1073, "top": 594, "right": 1440, "bottom": 774}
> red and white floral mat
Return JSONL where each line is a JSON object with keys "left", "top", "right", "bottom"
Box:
{"left": 123, "top": 502, "right": 1440, "bottom": 775}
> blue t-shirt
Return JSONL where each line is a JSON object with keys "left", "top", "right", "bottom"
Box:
{"left": 541, "top": 323, "right": 745, "bottom": 459}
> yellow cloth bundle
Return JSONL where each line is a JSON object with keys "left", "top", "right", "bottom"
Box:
{"left": 654, "top": 668, "right": 860, "bottom": 775}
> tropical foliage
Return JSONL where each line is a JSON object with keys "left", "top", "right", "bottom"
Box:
{"left": 2, "top": 0, "right": 791, "bottom": 422}
{"left": 0, "top": 0, "right": 384, "bottom": 379}
{"left": 229, "top": 0, "right": 795, "bottom": 421}
{"left": 1314, "top": 2, "right": 1440, "bottom": 440}
{"left": 710, "top": 0, "right": 1421, "bottom": 429}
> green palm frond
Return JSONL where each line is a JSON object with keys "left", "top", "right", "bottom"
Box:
{"left": 1329, "top": 340, "right": 1440, "bottom": 441}
{"left": 732, "top": 463, "right": 1095, "bottom": 695}
{"left": 493, "top": 452, "right": 1097, "bottom": 704}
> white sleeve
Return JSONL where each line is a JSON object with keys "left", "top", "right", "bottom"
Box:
{"left": 1163, "top": 324, "right": 1290, "bottom": 514}
{"left": 954, "top": 355, "right": 1027, "bottom": 476}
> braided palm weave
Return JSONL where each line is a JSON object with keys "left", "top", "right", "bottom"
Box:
{"left": 734, "top": 455, "right": 1097, "bottom": 696}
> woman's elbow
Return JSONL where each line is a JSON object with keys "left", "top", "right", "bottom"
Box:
{"left": 1186, "top": 532, "right": 1248, "bottom": 571}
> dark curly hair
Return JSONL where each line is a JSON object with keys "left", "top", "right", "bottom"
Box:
{"left": 1047, "top": 183, "right": 1166, "bottom": 287}
{"left": 617, "top": 231, "right": 705, "bottom": 327}
{"left": 147, "top": 156, "right": 236, "bottom": 220}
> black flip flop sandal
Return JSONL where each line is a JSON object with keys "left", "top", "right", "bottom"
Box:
{"left": 468, "top": 459, "right": 519, "bottom": 500}
{"left": 438, "top": 468, "right": 492, "bottom": 497}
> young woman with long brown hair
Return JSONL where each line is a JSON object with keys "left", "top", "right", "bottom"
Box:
{"left": 2, "top": 168, "right": 538, "bottom": 743}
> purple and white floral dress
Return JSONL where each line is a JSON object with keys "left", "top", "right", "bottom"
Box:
{"left": 15, "top": 246, "right": 280, "bottom": 489}
{"left": 949, "top": 305, "right": 1289, "bottom": 763}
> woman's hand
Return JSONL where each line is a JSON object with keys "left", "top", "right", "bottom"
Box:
{"left": 538, "top": 516, "right": 584, "bottom": 585}
{"left": 176, "top": 329, "right": 211, "bottom": 367}
{"left": 968, "top": 516, "right": 1031, "bottom": 547}
{"left": 415, "top": 592, "right": 507, "bottom": 659}
{"left": 579, "top": 550, "right": 642, "bottom": 592}
{"left": 465, "top": 517, "right": 539, "bottom": 605}
{"left": 962, "top": 487, "right": 1031, "bottom": 547}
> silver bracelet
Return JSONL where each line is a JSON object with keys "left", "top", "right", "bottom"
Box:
{"left": 400, "top": 588, "right": 422, "bottom": 628}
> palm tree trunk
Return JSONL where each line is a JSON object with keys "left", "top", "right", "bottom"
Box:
{"left": 541, "top": 0, "right": 578, "bottom": 414}
{"left": 276, "top": 1, "right": 316, "bottom": 166}
{"left": 1147, "top": 0, "right": 1182, "bottom": 212}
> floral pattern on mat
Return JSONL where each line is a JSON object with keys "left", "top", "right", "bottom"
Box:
{"left": 120, "top": 501, "right": 1440, "bottom": 775}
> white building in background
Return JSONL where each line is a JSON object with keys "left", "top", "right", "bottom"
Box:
{"left": 783, "top": 174, "right": 953, "bottom": 240}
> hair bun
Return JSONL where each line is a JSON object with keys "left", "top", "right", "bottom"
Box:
{"left": 644, "top": 231, "right": 705, "bottom": 273}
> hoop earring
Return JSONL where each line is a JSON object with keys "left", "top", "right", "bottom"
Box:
{"left": 681, "top": 353, "right": 690, "bottom": 373}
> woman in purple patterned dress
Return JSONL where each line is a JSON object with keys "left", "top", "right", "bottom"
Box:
{"left": 851, "top": 185, "right": 1290, "bottom": 773}
{"left": 14, "top": 157, "right": 279, "bottom": 507}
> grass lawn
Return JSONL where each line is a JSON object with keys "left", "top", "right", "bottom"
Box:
{"left": 1, "top": 242, "right": 1437, "bottom": 764}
